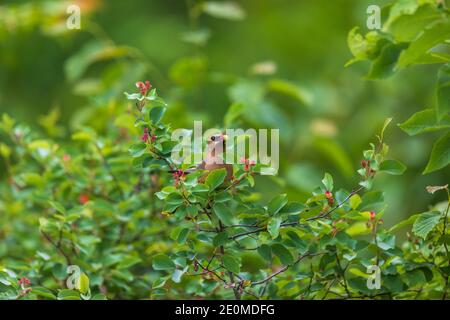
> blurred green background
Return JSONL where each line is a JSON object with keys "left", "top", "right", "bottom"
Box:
{"left": 0, "top": 0, "right": 448, "bottom": 227}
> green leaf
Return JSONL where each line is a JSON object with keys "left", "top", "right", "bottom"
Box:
{"left": 379, "top": 159, "right": 407, "bottom": 175}
{"left": 117, "top": 256, "right": 142, "bottom": 269}
{"left": 213, "top": 202, "right": 233, "bottom": 226}
{"left": 205, "top": 168, "right": 227, "bottom": 191}
{"left": 129, "top": 143, "right": 147, "bottom": 158}
{"left": 267, "top": 217, "right": 282, "bottom": 239}
{"left": 267, "top": 79, "right": 310, "bottom": 106}
{"left": 150, "top": 106, "right": 166, "bottom": 124}
{"left": 385, "top": 3, "right": 443, "bottom": 42}
{"left": 48, "top": 201, "right": 66, "bottom": 214}
{"left": 213, "top": 232, "right": 229, "bottom": 247}
{"left": 367, "top": 43, "right": 407, "bottom": 79}
{"left": 347, "top": 28, "right": 387, "bottom": 61}
{"left": 313, "top": 137, "right": 354, "bottom": 177}
{"left": 202, "top": 1, "right": 246, "bottom": 21}
{"left": 224, "top": 103, "right": 245, "bottom": 127}
{"left": 279, "top": 202, "right": 307, "bottom": 215}
{"left": 257, "top": 244, "right": 272, "bottom": 261}
{"left": 152, "top": 254, "right": 176, "bottom": 271}
{"left": 267, "top": 194, "right": 288, "bottom": 215}
{"left": 321, "top": 172, "right": 334, "bottom": 191}
{"left": 177, "top": 228, "right": 190, "bottom": 244}
{"left": 223, "top": 255, "right": 241, "bottom": 274}
{"left": 397, "top": 20, "right": 450, "bottom": 69}
{"left": 412, "top": 211, "right": 441, "bottom": 239}
{"left": 57, "top": 289, "right": 81, "bottom": 300}
{"left": 423, "top": 132, "right": 450, "bottom": 174}
{"left": 31, "top": 286, "right": 56, "bottom": 299}
{"left": 349, "top": 194, "right": 362, "bottom": 210}
{"left": 383, "top": 275, "right": 404, "bottom": 293}
{"left": 389, "top": 214, "right": 419, "bottom": 233}
{"left": 437, "top": 63, "right": 450, "bottom": 119}
{"left": 76, "top": 272, "right": 90, "bottom": 295}
{"left": 65, "top": 41, "right": 130, "bottom": 81}
{"left": 124, "top": 92, "right": 142, "bottom": 100}
{"left": 271, "top": 244, "right": 294, "bottom": 265}
{"left": 399, "top": 109, "right": 450, "bottom": 136}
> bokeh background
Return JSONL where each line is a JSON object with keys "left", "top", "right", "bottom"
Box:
{"left": 0, "top": 0, "right": 448, "bottom": 228}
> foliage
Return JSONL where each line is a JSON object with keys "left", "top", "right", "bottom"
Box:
{"left": 347, "top": 0, "right": 450, "bottom": 173}
{"left": 0, "top": 0, "right": 449, "bottom": 301}
{"left": 0, "top": 83, "right": 449, "bottom": 300}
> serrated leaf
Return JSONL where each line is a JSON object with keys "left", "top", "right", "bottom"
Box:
{"left": 412, "top": 211, "right": 441, "bottom": 239}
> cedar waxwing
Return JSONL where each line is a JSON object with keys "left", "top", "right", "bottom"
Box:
{"left": 169, "top": 133, "right": 233, "bottom": 182}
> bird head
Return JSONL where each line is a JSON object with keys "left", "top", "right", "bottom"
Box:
{"left": 206, "top": 133, "right": 228, "bottom": 155}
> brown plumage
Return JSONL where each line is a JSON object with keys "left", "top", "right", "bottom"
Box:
{"left": 171, "top": 133, "right": 233, "bottom": 183}
{"left": 197, "top": 133, "right": 233, "bottom": 182}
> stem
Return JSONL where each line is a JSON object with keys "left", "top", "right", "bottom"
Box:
{"left": 251, "top": 252, "right": 324, "bottom": 286}
{"left": 218, "top": 220, "right": 241, "bottom": 300}
{"left": 41, "top": 231, "right": 72, "bottom": 265}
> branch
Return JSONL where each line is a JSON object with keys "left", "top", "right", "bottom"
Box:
{"left": 41, "top": 231, "right": 72, "bottom": 265}
{"left": 251, "top": 252, "right": 324, "bottom": 286}
{"left": 229, "top": 186, "right": 365, "bottom": 241}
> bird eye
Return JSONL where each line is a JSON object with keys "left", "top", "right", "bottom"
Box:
{"left": 211, "top": 136, "right": 216, "bottom": 141}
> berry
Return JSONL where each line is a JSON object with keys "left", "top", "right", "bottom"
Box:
{"left": 369, "top": 211, "right": 376, "bottom": 220}
{"left": 136, "top": 80, "right": 152, "bottom": 96}
{"left": 18, "top": 277, "right": 31, "bottom": 286}
{"left": 79, "top": 193, "right": 89, "bottom": 205}
{"left": 325, "top": 191, "right": 332, "bottom": 199}
{"left": 141, "top": 128, "right": 150, "bottom": 142}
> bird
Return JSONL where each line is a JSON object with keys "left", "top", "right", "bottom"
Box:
{"left": 169, "top": 133, "right": 233, "bottom": 183}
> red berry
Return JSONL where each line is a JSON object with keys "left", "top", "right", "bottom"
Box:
{"left": 62, "top": 154, "right": 71, "bottom": 162}
{"left": 369, "top": 211, "right": 376, "bottom": 220}
{"left": 79, "top": 194, "right": 89, "bottom": 205}
{"left": 325, "top": 191, "right": 332, "bottom": 199}
{"left": 135, "top": 80, "right": 152, "bottom": 96}
{"left": 18, "top": 277, "right": 31, "bottom": 286}
{"left": 141, "top": 128, "right": 149, "bottom": 142}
